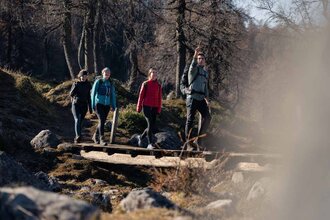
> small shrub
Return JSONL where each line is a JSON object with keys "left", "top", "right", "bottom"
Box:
{"left": 118, "top": 104, "right": 146, "bottom": 133}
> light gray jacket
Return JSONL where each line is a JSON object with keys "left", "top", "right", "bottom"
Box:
{"left": 187, "top": 58, "right": 209, "bottom": 101}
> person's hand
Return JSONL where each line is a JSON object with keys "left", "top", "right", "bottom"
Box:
{"left": 184, "top": 88, "right": 191, "bottom": 95}
{"left": 194, "top": 46, "right": 202, "bottom": 58}
{"left": 205, "top": 98, "right": 210, "bottom": 106}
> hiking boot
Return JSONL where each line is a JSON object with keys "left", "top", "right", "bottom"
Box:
{"left": 92, "top": 132, "right": 99, "bottom": 144}
{"left": 137, "top": 135, "right": 142, "bottom": 147}
{"left": 147, "top": 144, "right": 155, "bottom": 150}
{"left": 74, "top": 136, "right": 81, "bottom": 144}
{"left": 99, "top": 136, "right": 107, "bottom": 146}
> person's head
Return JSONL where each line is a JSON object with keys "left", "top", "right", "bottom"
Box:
{"left": 102, "top": 67, "right": 111, "bottom": 80}
{"left": 148, "top": 68, "right": 157, "bottom": 81}
{"left": 77, "top": 69, "right": 88, "bottom": 81}
{"left": 197, "top": 52, "right": 206, "bottom": 66}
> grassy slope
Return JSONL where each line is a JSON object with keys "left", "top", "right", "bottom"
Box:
{"left": 0, "top": 68, "right": 268, "bottom": 219}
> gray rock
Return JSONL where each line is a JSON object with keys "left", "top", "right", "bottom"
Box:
{"left": 205, "top": 199, "right": 233, "bottom": 210}
{"left": 57, "top": 142, "right": 74, "bottom": 152}
{"left": 30, "top": 130, "right": 60, "bottom": 149}
{"left": 90, "top": 191, "right": 112, "bottom": 212}
{"left": 0, "top": 151, "right": 48, "bottom": 190}
{"left": 247, "top": 178, "right": 271, "bottom": 200}
{"left": 232, "top": 172, "right": 244, "bottom": 184}
{"left": 0, "top": 186, "right": 99, "bottom": 220}
{"left": 91, "top": 179, "right": 108, "bottom": 186}
{"left": 120, "top": 188, "right": 178, "bottom": 212}
{"left": 129, "top": 128, "right": 182, "bottom": 150}
{"left": 154, "top": 129, "right": 182, "bottom": 150}
{"left": 35, "top": 171, "right": 60, "bottom": 192}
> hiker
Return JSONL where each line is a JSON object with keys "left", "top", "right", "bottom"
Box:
{"left": 184, "top": 47, "right": 211, "bottom": 150}
{"left": 70, "top": 69, "right": 92, "bottom": 144}
{"left": 91, "top": 67, "right": 116, "bottom": 145}
{"left": 136, "top": 68, "right": 162, "bottom": 149}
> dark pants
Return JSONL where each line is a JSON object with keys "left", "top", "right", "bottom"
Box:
{"left": 95, "top": 103, "right": 110, "bottom": 136}
{"left": 141, "top": 106, "right": 158, "bottom": 144}
{"left": 72, "top": 103, "right": 88, "bottom": 138}
{"left": 185, "top": 97, "right": 211, "bottom": 140}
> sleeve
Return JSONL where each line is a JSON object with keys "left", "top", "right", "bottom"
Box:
{"left": 188, "top": 58, "right": 198, "bottom": 85}
{"left": 205, "top": 71, "right": 209, "bottom": 99}
{"left": 136, "top": 82, "right": 146, "bottom": 113}
{"left": 91, "top": 79, "right": 99, "bottom": 111}
{"left": 111, "top": 83, "right": 117, "bottom": 109}
{"left": 87, "top": 83, "right": 92, "bottom": 113}
{"left": 157, "top": 84, "right": 162, "bottom": 114}
{"left": 69, "top": 82, "right": 77, "bottom": 97}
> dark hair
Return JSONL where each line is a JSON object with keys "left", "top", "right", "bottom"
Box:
{"left": 197, "top": 52, "right": 205, "bottom": 58}
{"left": 77, "top": 69, "right": 88, "bottom": 77}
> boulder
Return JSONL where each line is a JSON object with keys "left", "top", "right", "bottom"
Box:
{"left": 34, "top": 171, "right": 60, "bottom": 192}
{"left": 0, "top": 151, "right": 47, "bottom": 190}
{"left": 0, "top": 186, "right": 99, "bottom": 220}
{"left": 205, "top": 199, "right": 233, "bottom": 210}
{"left": 247, "top": 177, "right": 271, "bottom": 201}
{"left": 90, "top": 191, "right": 112, "bottom": 212}
{"left": 120, "top": 188, "right": 178, "bottom": 212}
{"left": 129, "top": 128, "right": 182, "bottom": 150}
{"left": 30, "top": 130, "right": 60, "bottom": 149}
{"left": 231, "top": 172, "right": 244, "bottom": 184}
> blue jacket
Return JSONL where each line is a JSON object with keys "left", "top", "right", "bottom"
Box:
{"left": 91, "top": 78, "right": 116, "bottom": 110}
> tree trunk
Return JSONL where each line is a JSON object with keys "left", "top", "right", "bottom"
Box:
{"left": 42, "top": 37, "right": 50, "bottom": 75}
{"left": 62, "top": 0, "right": 77, "bottom": 79}
{"left": 175, "top": 0, "right": 186, "bottom": 98}
{"left": 78, "top": 23, "right": 85, "bottom": 70}
{"left": 84, "top": 0, "right": 95, "bottom": 73}
{"left": 93, "top": 0, "right": 102, "bottom": 74}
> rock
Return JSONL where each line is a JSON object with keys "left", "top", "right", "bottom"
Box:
{"left": 0, "top": 186, "right": 99, "bottom": 220}
{"left": 205, "top": 199, "right": 233, "bottom": 210}
{"left": 154, "top": 128, "right": 182, "bottom": 150}
{"left": 129, "top": 128, "right": 182, "bottom": 150}
{"left": 91, "top": 179, "right": 108, "bottom": 186}
{"left": 232, "top": 172, "right": 244, "bottom": 184}
{"left": 120, "top": 188, "right": 178, "bottom": 212}
{"left": 30, "top": 130, "right": 60, "bottom": 149}
{"left": 166, "top": 91, "right": 175, "bottom": 100}
{"left": 35, "top": 171, "right": 60, "bottom": 192}
{"left": 247, "top": 178, "right": 271, "bottom": 201}
{"left": 72, "top": 154, "right": 84, "bottom": 160}
{"left": 57, "top": 142, "right": 74, "bottom": 152}
{"left": 90, "top": 191, "right": 112, "bottom": 212}
{"left": 0, "top": 151, "right": 48, "bottom": 190}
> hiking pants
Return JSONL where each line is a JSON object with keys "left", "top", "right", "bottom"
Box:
{"left": 185, "top": 97, "right": 211, "bottom": 140}
{"left": 95, "top": 103, "right": 110, "bottom": 136}
{"left": 72, "top": 102, "right": 88, "bottom": 138}
{"left": 141, "top": 106, "right": 158, "bottom": 144}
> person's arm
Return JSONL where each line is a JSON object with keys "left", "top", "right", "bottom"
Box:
{"left": 136, "top": 82, "right": 146, "bottom": 113}
{"left": 90, "top": 79, "right": 99, "bottom": 111}
{"left": 111, "top": 83, "right": 117, "bottom": 110}
{"left": 157, "top": 84, "right": 162, "bottom": 114}
{"left": 69, "top": 82, "right": 78, "bottom": 97}
{"left": 87, "top": 83, "right": 93, "bottom": 113}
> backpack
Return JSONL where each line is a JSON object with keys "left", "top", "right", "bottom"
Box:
{"left": 94, "top": 75, "right": 114, "bottom": 95}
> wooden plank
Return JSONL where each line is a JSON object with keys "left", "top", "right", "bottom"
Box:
{"left": 73, "top": 143, "right": 220, "bottom": 161}
{"left": 80, "top": 151, "right": 217, "bottom": 168}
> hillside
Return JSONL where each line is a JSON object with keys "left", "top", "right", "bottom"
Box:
{"left": 0, "top": 69, "right": 272, "bottom": 220}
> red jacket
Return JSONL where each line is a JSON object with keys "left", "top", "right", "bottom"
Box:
{"left": 137, "top": 80, "right": 162, "bottom": 113}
